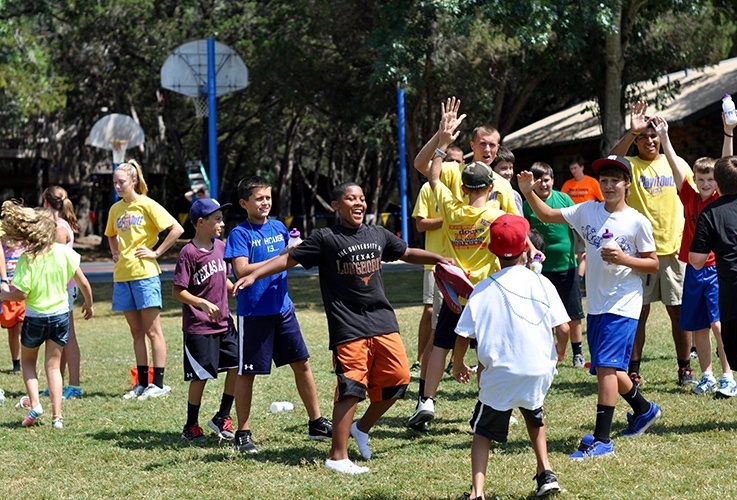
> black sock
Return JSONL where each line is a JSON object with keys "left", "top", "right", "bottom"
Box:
{"left": 12, "top": 359, "right": 20, "bottom": 371}
{"left": 217, "top": 393, "right": 235, "bottom": 418}
{"left": 621, "top": 383, "right": 650, "bottom": 416}
{"left": 677, "top": 358, "right": 691, "bottom": 370}
{"left": 186, "top": 402, "right": 200, "bottom": 428}
{"left": 153, "top": 367, "right": 165, "bottom": 388}
{"left": 572, "top": 342, "right": 583, "bottom": 356}
{"left": 593, "top": 404, "right": 615, "bottom": 443}
{"left": 628, "top": 359, "right": 641, "bottom": 374}
{"left": 137, "top": 365, "right": 149, "bottom": 387}
{"left": 419, "top": 379, "right": 425, "bottom": 398}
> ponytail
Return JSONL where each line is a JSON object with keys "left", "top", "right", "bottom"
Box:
{"left": 42, "top": 185, "right": 79, "bottom": 233}
{"left": 116, "top": 159, "right": 148, "bottom": 196}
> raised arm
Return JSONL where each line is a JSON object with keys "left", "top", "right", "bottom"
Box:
{"left": 610, "top": 101, "right": 651, "bottom": 156}
{"left": 414, "top": 97, "right": 466, "bottom": 178}
{"left": 517, "top": 171, "right": 567, "bottom": 224}
{"left": 723, "top": 113, "right": 736, "bottom": 157}
{"left": 415, "top": 216, "right": 443, "bottom": 233}
{"left": 653, "top": 116, "right": 687, "bottom": 190}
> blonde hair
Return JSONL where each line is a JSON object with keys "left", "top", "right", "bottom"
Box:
{"left": 1, "top": 200, "right": 57, "bottom": 259}
{"left": 115, "top": 159, "right": 148, "bottom": 196}
{"left": 42, "top": 185, "right": 79, "bottom": 233}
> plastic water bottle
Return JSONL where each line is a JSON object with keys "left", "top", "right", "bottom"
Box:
{"left": 287, "top": 228, "right": 302, "bottom": 247}
{"left": 601, "top": 228, "right": 618, "bottom": 266}
{"left": 723, "top": 94, "right": 737, "bottom": 126}
{"left": 530, "top": 254, "right": 543, "bottom": 274}
{"left": 270, "top": 401, "right": 295, "bottom": 413}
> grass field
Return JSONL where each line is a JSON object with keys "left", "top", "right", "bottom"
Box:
{"left": 0, "top": 269, "right": 734, "bottom": 499}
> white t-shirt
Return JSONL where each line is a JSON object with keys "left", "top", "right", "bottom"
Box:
{"left": 455, "top": 266, "right": 569, "bottom": 411}
{"left": 560, "top": 202, "right": 655, "bottom": 319}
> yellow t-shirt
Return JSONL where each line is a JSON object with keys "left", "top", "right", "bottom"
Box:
{"left": 433, "top": 182, "right": 503, "bottom": 288}
{"left": 626, "top": 155, "right": 689, "bottom": 255}
{"left": 439, "top": 161, "right": 520, "bottom": 215}
{"left": 412, "top": 182, "right": 445, "bottom": 270}
{"left": 104, "top": 196, "right": 177, "bottom": 282}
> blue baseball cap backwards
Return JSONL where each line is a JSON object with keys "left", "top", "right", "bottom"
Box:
{"left": 189, "top": 198, "right": 232, "bottom": 225}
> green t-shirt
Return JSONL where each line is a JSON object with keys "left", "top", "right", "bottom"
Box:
{"left": 523, "top": 190, "right": 577, "bottom": 273}
{"left": 12, "top": 243, "right": 80, "bottom": 315}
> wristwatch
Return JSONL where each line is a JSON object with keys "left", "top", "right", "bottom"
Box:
{"left": 434, "top": 148, "right": 447, "bottom": 159}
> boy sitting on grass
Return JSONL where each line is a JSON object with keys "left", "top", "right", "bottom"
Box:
{"left": 519, "top": 155, "right": 662, "bottom": 459}
{"left": 173, "top": 198, "right": 239, "bottom": 443}
{"left": 452, "top": 214, "right": 567, "bottom": 498}
{"left": 233, "top": 181, "right": 452, "bottom": 474}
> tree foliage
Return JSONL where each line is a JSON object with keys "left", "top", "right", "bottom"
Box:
{"left": 0, "top": 0, "right": 734, "bottom": 236}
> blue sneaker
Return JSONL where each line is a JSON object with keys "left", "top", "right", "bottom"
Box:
{"left": 568, "top": 434, "right": 614, "bottom": 460}
{"left": 621, "top": 402, "right": 662, "bottom": 436}
{"left": 62, "top": 386, "right": 83, "bottom": 400}
{"left": 39, "top": 388, "right": 49, "bottom": 397}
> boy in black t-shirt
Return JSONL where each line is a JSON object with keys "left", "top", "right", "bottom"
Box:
{"left": 234, "top": 182, "right": 451, "bottom": 474}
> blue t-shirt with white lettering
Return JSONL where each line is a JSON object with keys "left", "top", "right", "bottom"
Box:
{"left": 224, "top": 219, "right": 292, "bottom": 316}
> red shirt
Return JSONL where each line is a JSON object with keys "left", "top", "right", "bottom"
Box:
{"left": 679, "top": 179, "right": 718, "bottom": 266}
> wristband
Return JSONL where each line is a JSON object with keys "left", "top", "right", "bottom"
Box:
{"left": 629, "top": 130, "right": 640, "bottom": 137}
{"left": 434, "top": 148, "right": 447, "bottom": 159}
{"left": 1, "top": 279, "right": 8, "bottom": 284}
{"left": 725, "top": 131, "right": 734, "bottom": 138}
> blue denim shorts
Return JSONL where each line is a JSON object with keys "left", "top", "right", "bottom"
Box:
{"left": 112, "top": 276, "right": 163, "bottom": 311}
{"left": 21, "top": 313, "right": 70, "bottom": 348}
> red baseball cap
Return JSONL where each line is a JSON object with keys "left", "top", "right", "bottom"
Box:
{"left": 488, "top": 214, "right": 530, "bottom": 258}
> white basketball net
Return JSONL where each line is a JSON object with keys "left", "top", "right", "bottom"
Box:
{"left": 111, "top": 139, "right": 129, "bottom": 165}
{"left": 192, "top": 95, "right": 209, "bottom": 118}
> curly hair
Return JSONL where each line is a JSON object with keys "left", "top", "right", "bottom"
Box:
{"left": 1, "top": 200, "right": 57, "bottom": 259}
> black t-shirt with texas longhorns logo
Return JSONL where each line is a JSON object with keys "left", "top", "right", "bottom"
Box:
{"left": 290, "top": 224, "right": 407, "bottom": 348}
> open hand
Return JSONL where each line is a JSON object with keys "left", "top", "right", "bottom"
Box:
{"left": 438, "top": 97, "right": 466, "bottom": 149}
{"left": 516, "top": 171, "right": 539, "bottom": 195}
{"left": 630, "top": 101, "right": 652, "bottom": 135}
{"left": 232, "top": 275, "right": 254, "bottom": 296}
{"left": 652, "top": 116, "right": 668, "bottom": 137}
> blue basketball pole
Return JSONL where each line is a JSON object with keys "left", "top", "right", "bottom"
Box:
{"left": 207, "top": 38, "right": 219, "bottom": 199}
{"left": 397, "top": 87, "right": 409, "bottom": 244}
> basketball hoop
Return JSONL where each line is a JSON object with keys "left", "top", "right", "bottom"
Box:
{"left": 192, "top": 94, "right": 209, "bottom": 118}
{"left": 111, "top": 140, "right": 129, "bottom": 165}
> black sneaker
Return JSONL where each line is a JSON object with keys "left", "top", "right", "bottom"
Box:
{"left": 182, "top": 424, "right": 206, "bottom": 443}
{"left": 408, "top": 421, "right": 430, "bottom": 433}
{"left": 534, "top": 469, "right": 560, "bottom": 497}
{"left": 233, "top": 429, "right": 258, "bottom": 453}
{"left": 678, "top": 367, "right": 697, "bottom": 386}
{"left": 308, "top": 416, "right": 333, "bottom": 441}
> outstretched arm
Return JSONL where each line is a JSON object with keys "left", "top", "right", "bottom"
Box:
{"left": 723, "top": 113, "right": 736, "bottom": 157}
{"left": 400, "top": 247, "right": 453, "bottom": 267}
{"left": 610, "top": 101, "right": 651, "bottom": 156}
{"left": 231, "top": 253, "right": 298, "bottom": 295}
{"left": 517, "top": 171, "right": 567, "bottom": 224}
{"left": 653, "top": 116, "right": 687, "bottom": 191}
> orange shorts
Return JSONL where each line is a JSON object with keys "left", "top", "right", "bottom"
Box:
{"left": 1, "top": 300, "right": 25, "bottom": 328}
{"left": 332, "top": 333, "right": 410, "bottom": 403}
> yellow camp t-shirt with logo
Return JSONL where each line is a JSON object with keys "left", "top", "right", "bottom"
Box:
{"left": 439, "top": 161, "right": 520, "bottom": 215}
{"left": 626, "top": 155, "right": 689, "bottom": 256}
{"left": 433, "top": 182, "right": 503, "bottom": 288}
{"left": 412, "top": 182, "right": 445, "bottom": 270}
{"left": 105, "top": 196, "right": 177, "bottom": 282}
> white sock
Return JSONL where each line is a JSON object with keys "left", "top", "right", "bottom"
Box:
{"left": 350, "top": 421, "right": 372, "bottom": 460}
{"left": 324, "top": 458, "right": 369, "bottom": 474}
{"left": 723, "top": 372, "right": 734, "bottom": 381}
{"left": 703, "top": 370, "right": 714, "bottom": 378}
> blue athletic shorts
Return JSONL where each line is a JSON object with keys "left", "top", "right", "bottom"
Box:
{"left": 112, "top": 276, "right": 163, "bottom": 311}
{"left": 679, "top": 264, "right": 719, "bottom": 331}
{"left": 587, "top": 313, "right": 638, "bottom": 375}
{"left": 236, "top": 303, "right": 309, "bottom": 375}
{"left": 21, "top": 312, "right": 70, "bottom": 349}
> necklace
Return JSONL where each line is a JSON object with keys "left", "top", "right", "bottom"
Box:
{"left": 490, "top": 271, "right": 550, "bottom": 326}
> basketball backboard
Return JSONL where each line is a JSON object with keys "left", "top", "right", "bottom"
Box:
{"left": 89, "top": 113, "right": 145, "bottom": 164}
{"left": 160, "top": 39, "right": 248, "bottom": 98}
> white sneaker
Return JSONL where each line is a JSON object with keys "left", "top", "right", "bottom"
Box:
{"left": 692, "top": 375, "right": 717, "bottom": 395}
{"left": 715, "top": 377, "right": 737, "bottom": 398}
{"left": 407, "top": 397, "right": 435, "bottom": 427}
{"left": 350, "top": 422, "right": 371, "bottom": 460}
{"left": 123, "top": 384, "right": 145, "bottom": 400}
{"left": 0, "top": 388, "right": 5, "bottom": 404}
{"left": 137, "top": 384, "right": 171, "bottom": 401}
{"left": 573, "top": 354, "right": 586, "bottom": 369}
{"left": 325, "top": 458, "right": 369, "bottom": 474}
{"left": 52, "top": 417, "right": 63, "bottom": 429}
